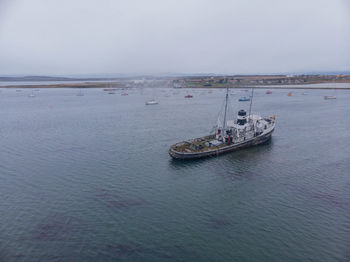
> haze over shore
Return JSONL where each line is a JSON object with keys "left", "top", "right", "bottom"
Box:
{"left": 1, "top": 74, "right": 350, "bottom": 90}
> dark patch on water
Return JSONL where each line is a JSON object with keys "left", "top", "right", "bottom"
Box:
{"left": 107, "top": 243, "right": 142, "bottom": 258}
{"left": 153, "top": 250, "right": 173, "bottom": 259}
{"left": 209, "top": 217, "right": 232, "bottom": 229}
{"left": 105, "top": 243, "right": 197, "bottom": 260}
{"left": 48, "top": 146, "right": 87, "bottom": 154}
{"left": 174, "top": 245, "right": 186, "bottom": 251}
{"left": 229, "top": 170, "right": 255, "bottom": 179}
{"left": 106, "top": 199, "right": 147, "bottom": 208}
{"left": 2, "top": 253, "right": 26, "bottom": 261}
{"left": 93, "top": 188, "right": 147, "bottom": 209}
{"left": 31, "top": 213, "right": 78, "bottom": 241}
{"left": 211, "top": 165, "right": 256, "bottom": 180}
{"left": 282, "top": 183, "right": 348, "bottom": 207}
{"left": 93, "top": 187, "right": 120, "bottom": 200}
{"left": 150, "top": 244, "right": 199, "bottom": 260}
{"left": 143, "top": 246, "right": 177, "bottom": 260}
{"left": 320, "top": 159, "right": 348, "bottom": 170}
{"left": 39, "top": 255, "right": 63, "bottom": 262}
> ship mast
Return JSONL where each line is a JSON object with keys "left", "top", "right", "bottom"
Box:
{"left": 248, "top": 87, "right": 255, "bottom": 119}
{"left": 222, "top": 86, "right": 229, "bottom": 138}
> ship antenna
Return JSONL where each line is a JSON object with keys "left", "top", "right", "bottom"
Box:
{"left": 222, "top": 86, "right": 229, "bottom": 138}
{"left": 248, "top": 86, "right": 255, "bottom": 119}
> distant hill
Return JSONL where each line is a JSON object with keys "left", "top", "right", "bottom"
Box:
{"left": 0, "top": 76, "right": 80, "bottom": 81}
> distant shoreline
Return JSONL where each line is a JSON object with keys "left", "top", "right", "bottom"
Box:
{"left": 1, "top": 74, "right": 350, "bottom": 89}
{"left": 1, "top": 82, "right": 350, "bottom": 90}
{"left": 0, "top": 82, "right": 125, "bottom": 89}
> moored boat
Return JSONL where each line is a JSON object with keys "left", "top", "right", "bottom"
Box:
{"left": 185, "top": 94, "right": 193, "bottom": 98}
{"left": 145, "top": 99, "right": 159, "bottom": 105}
{"left": 169, "top": 88, "right": 276, "bottom": 160}
{"left": 28, "top": 90, "right": 36, "bottom": 97}
{"left": 104, "top": 86, "right": 116, "bottom": 94}
{"left": 324, "top": 80, "right": 337, "bottom": 100}
{"left": 324, "top": 95, "right": 336, "bottom": 100}
{"left": 239, "top": 96, "right": 250, "bottom": 102}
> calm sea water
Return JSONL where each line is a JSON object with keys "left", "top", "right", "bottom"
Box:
{"left": 0, "top": 87, "right": 349, "bottom": 262}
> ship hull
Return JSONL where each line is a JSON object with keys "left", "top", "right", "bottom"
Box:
{"left": 169, "top": 127, "right": 274, "bottom": 160}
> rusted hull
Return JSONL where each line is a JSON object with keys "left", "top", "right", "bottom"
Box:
{"left": 169, "top": 128, "right": 274, "bottom": 160}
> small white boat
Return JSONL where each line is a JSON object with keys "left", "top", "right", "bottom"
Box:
{"left": 239, "top": 96, "right": 250, "bottom": 102}
{"left": 324, "top": 95, "right": 336, "bottom": 100}
{"left": 105, "top": 82, "right": 116, "bottom": 94}
{"left": 28, "top": 90, "right": 35, "bottom": 97}
{"left": 324, "top": 80, "right": 337, "bottom": 100}
{"left": 145, "top": 99, "right": 158, "bottom": 105}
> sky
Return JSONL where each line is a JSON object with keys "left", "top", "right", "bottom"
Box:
{"left": 0, "top": 0, "right": 349, "bottom": 76}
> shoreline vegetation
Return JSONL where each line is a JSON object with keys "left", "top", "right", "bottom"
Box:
{"left": 1, "top": 74, "right": 350, "bottom": 89}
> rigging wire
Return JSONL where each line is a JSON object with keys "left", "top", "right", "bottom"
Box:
{"left": 248, "top": 87, "right": 255, "bottom": 118}
{"left": 209, "top": 93, "right": 227, "bottom": 133}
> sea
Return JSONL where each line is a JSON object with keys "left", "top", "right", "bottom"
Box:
{"left": 0, "top": 86, "right": 349, "bottom": 262}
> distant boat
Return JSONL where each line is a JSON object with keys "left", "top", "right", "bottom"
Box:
{"left": 239, "top": 96, "right": 250, "bottom": 102}
{"left": 324, "top": 95, "right": 336, "bottom": 100}
{"left": 16, "top": 89, "right": 22, "bottom": 92}
{"left": 145, "top": 99, "right": 159, "bottom": 105}
{"left": 28, "top": 90, "right": 35, "bottom": 97}
{"left": 266, "top": 90, "right": 272, "bottom": 94}
{"left": 146, "top": 81, "right": 159, "bottom": 104}
{"left": 185, "top": 94, "right": 193, "bottom": 98}
{"left": 121, "top": 93, "right": 128, "bottom": 96}
{"left": 173, "top": 83, "right": 183, "bottom": 88}
{"left": 324, "top": 80, "right": 337, "bottom": 100}
{"left": 104, "top": 88, "right": 116, "bottom": 94}
{"left": 104, "top": 81, "right": 116, "bottom": 94}
{"left": 287, "top": 92, "right": 292, "bottom": 96}
{"left": 302, "top": 92, "right": 308, "bottom": 95}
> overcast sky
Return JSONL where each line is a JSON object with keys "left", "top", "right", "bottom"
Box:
{"left": 0, "top": 0, "right": 349, "bottom": 76}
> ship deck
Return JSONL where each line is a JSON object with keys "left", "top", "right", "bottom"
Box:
{"left": 169, "top": 125, "right": 275, "bottom": 159}
{"left": 170, "top": 135, "right": 225, "bottom": 153}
